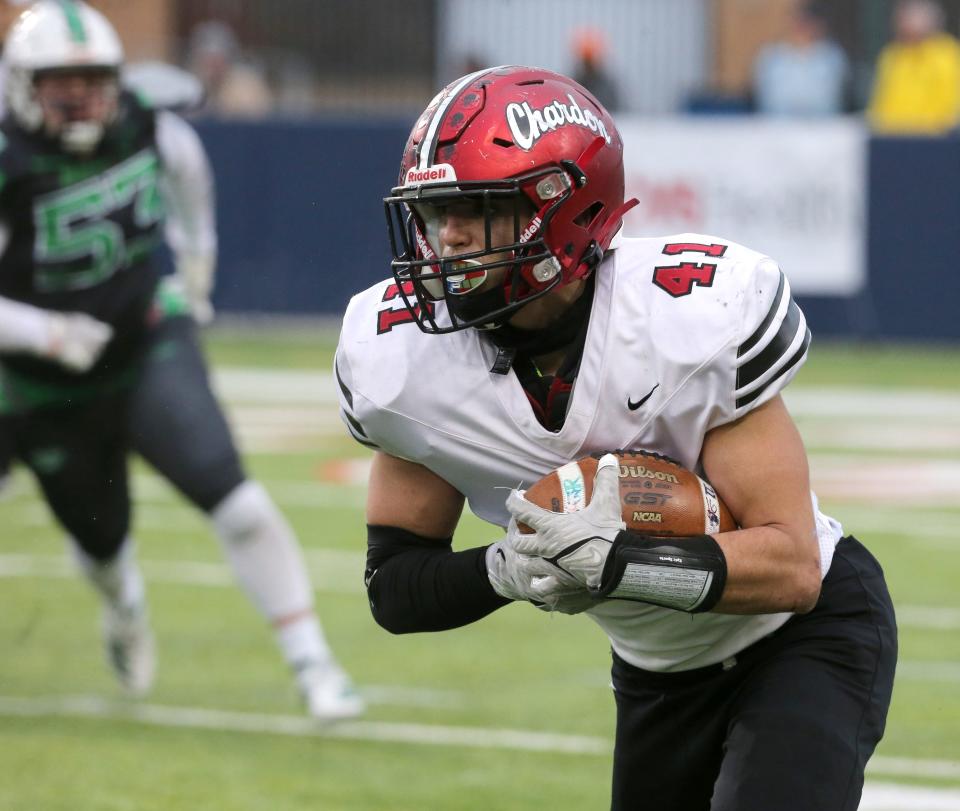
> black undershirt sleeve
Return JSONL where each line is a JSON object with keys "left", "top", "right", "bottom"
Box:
{"left": 365, "top": 524, "right": 511, "bottom": 634}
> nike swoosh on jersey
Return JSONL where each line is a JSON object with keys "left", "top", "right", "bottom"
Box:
{"left": 627, "top": 383, "right": 660, "bottom": 411}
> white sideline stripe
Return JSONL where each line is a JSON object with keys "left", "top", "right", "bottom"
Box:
{"left": 212, "top": 369, "right": 339, "bottom": 404}
{"left": 783, "top": 387, "right": 960, "bottom": 419}
{"left": 3, "top": 554, "right": 960, "bottom": 631}
{"left": 827, "top": 508, "right": 960, "bottom": 543}
{"left": 0, "top": 695, "right": 609, "bottom": 755}
{"left": 809, "top": 456, "right": 960, "bottom": 504}
{"left": 10, "top": 475, "right": 960, "bottom": 541}
{"left": 0, "top": 695, "right": 958, "bottom": 809}
{"left": 897, "top": 605, "right": 960, "bottom": 630}
{"left": 6, "top": 433, "right": 960, "bottom": 511}
{"left": 861, "top": 782, "right": 960, "bottom": 810}
{"left": 208, "top": 369, "right": 960, "bottom": 454}
{"left": 869, "top": 757, "right": 960, "bottom": 780}
{"left": 20, "top": 485, "right": 960, "bottom": 539}
{"left": 128, "top": 474, "right": 368, "bottom": 507}
{"left": 897, "top": 661, "right": 960, "bottom": 682}
{"left": 800, "top": 423, "right": 960, "bottom": 452}
{"left": 211, "top": 369, "right": 960, "bottom": 419}
{"left": 0, "top": 553, "right": 364, "bottom": 594}
{"left": 1, "top": 479, "right": 367, "bottom": 514}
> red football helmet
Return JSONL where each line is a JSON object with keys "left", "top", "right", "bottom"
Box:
{"left": 384, "top": 65, "right": 637, "bottom": 333}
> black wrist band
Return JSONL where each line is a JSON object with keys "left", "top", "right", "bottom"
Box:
{"left": 597, "top": 531, "right": 727, "bottom": 613}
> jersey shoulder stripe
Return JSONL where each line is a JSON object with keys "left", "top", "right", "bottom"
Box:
{"left": 736, "top": 327, "right": 810, "bottom": 409}
{"left": 734, "top": 271, "right": 810, "bottom": 409}
{"left": 737, "top": 294, "right": 802, "bottom": 390}
{"left": 334, "top": 351, "right": 380, "bottom": 450}
{"left": 738, "top": 270, "right": 785, "bottom": 358}
{"left": 335, "top": 355, "right": 354, "bottom": 409}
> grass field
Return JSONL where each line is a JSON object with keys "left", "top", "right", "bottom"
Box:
{"left": 1, "top": 327, "right": 959, "bottom": 811}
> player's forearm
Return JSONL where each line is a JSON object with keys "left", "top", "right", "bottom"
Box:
{"left": 365, "top": 524, "right": 509, "bottom": 633}
{"left": 712, "top": 524, "right": 822, "bottom": 614}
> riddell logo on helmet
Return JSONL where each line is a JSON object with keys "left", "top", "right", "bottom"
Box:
{"left": 405, "top": 163, "right": 458, "bottom": 185}
{"left": 505, "top": 94, "right": 611, "bottom": 151}
{"left": 518, "top": 216, "right": 542, "bottom": 244}
{"left": 414, "top": 228, "right": 437, "bottom": 260}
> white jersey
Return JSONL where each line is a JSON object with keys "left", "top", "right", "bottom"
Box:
{"left": 336, "top": 234, "right": 843, "bottom": 672}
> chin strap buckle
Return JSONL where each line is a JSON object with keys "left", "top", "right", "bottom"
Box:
{"left": 490, "top": 346, "right": 516, "bottom": 375}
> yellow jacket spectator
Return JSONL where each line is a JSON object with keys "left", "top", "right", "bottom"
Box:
{"left": 869, "top": 0, "right": 960, "bottom": 134}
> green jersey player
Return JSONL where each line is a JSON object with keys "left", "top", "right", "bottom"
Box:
{"left": 0, "top": 0, "right": 361, "bottom": 720}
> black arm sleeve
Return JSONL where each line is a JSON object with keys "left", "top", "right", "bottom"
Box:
{"left": 365, "top": 524, "right": 510, "bottom": 634}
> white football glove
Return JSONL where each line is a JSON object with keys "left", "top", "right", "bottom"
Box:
{"left": 45, "top": 312, "right": 114, "bottom": 373}
{"left": 176, "top": 254, "right": 215, "bottom": 325}
{"left": 506, "top": 453, "right": 626, "bottom": 592}
{"left": 486, "top": 518, "right": 596, "bottom": 614}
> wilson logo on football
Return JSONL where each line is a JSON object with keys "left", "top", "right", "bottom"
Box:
{"left": 505, "top": 94, "right": 611, "bottom": 151}
{"left": 405, "top": 163, "right": 457, "bottom": 185}
{"left": 619, "top": 465, "right": 680, "bottom": 483}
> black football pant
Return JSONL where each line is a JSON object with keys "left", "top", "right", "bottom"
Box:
{"left": 609, "top": 536, "right": 897, "bottom": 811}
{"left": 11, "top": 315, "right": 245, "bottom": 561}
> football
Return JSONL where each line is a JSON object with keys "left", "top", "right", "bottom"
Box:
{"left": 520, "top": 449, "right": 736, "bottom": 536}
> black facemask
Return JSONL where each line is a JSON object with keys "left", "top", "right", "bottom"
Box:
{"left": 446, "top": 283, "right": 515, "bottom": 331}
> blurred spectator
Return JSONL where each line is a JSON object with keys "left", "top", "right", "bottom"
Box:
{"left": 570, "top": 27, "right": 621, "bottom": 112}
{"left": 752, "top": 1, "right": 850, "bottom": 116}
{"left": 186, "top": 20, "right": 273, "bottom": 118}
{"left": 868, "top": 0, "right": 960, "bottom": 134}
{"left": 275, "top": 53, "right": 319, "bottom": 116}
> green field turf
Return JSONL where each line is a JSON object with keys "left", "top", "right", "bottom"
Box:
{"left": 1, "top": 328, "right": 959, "bottom": 810}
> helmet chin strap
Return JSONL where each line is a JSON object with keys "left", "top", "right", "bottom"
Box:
{"left": 446, "top": 283, "right": 512, "bottom": 330}
{"left": 488, "top": 272, "right": 595, "bottom": 359}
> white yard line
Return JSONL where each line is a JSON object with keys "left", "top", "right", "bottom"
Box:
{"left": 199, "top": 368, "right": 960, "bottom": 456}
{"left": 870, "top": 757, "right": 960, "bottom": 781}
{"left": 783, "top": 388, "right": 960, "bottom": 420}
{"left": 807, "top": 455, "right": 960, "bottom": 505}
{"left": 212, "top": 368, "right": 960, "bottom": 419}
{"left": 0, "top": 694, "right": 956, "bottom": 809}
{"left": 897, "top": 605, "right": 960, "bottom": 630}
{"left": 212, "top": 368, "right": 340, "bottom": 404}
{"left": 799, "top": 422, "right": 960, "bottom": 452}
{"left": 861, "top": 782, "right": 960, "bottom": 811}
{"left": 2, "top": 553, "right": 959, "bottom": 632}
{"left": 15, "top": 471, "right": 960, "bottom": 530}
{"left": 896, "top": 662, "right": 960, "bottom": 683}
{"left": 0, "top": 552, "right": 364, "bottom": 594}
{"left": 826, "top": 507, "right": 960, "bottom": 544}
{"left": 0, "top": 694, "right": 609, "bottom": 755}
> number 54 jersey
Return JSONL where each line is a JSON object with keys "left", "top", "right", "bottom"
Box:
{"left": 336, "top": 234, "right": 843, "bottom": 672}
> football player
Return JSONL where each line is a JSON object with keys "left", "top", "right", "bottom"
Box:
{"left": 0, "top": 1, "right": 362, "bottom": 720}
{"left": 336, "top": 66, "right": 896, "bottom": 808}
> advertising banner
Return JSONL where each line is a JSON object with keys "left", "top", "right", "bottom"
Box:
{"left": 619, "top": 117, "right": 867, "bottom": 295}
